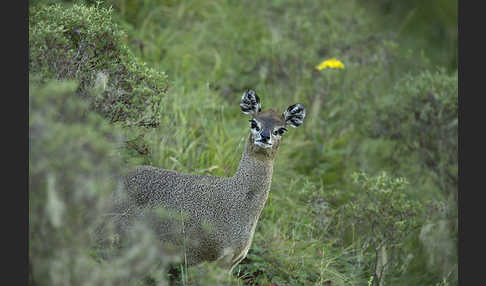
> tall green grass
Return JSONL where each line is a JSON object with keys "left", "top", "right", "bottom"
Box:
{"left": 29, "top": 0, "right": 457, "bottom": 285}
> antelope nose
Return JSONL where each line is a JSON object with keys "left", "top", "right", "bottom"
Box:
{"left": 261, "top": 130, "right": 270, "bottom": 140}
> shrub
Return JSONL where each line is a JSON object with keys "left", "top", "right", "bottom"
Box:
{"left": 327, "top": 171, "right": 425, "bottom": 286}
{"left": 367, "top": 69, "right": 458, "bottom": 202}
{"left": 324, "top": 66, "right": 458, "bottom": 286}
{"left": 29, "top": 3, "right": 168, "bottom": 127}
{"left": 29, "top": 76, "right": 172, "bottom": 286}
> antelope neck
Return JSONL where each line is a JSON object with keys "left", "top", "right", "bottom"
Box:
{"left": 232, "top": 135, "right": 278, "bottom": 214}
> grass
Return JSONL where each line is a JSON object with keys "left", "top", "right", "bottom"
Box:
{"left": 29, "top": 0, "right": 457, "bottom": 285}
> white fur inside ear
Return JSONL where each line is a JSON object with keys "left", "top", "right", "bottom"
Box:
{"left": 240, "top": 90, "right": 261, "bottom": 114}
{"left": 284, "top": 103, "right": 306, "bottom": 127}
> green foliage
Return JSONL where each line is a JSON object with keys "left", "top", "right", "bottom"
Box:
{"left": 235, "top": 178, "right": 360, "bottom": 286}
{"left": 29, "top": 0, "right": 457, "bottom": 285}
{"left": 361, "top": 0, "right": 457, "bottom": 70}
{"left": 328, "top": 172, "right": 424, "bottom": 286}
{"left": 29, "top": 3, "right": 168, "bottom": 126}
{"left": 184, "top": 263, "right": 241, "bottom": 286}
{"left": 368, "top": 69, "right": 457, "bottom": 200}
{"left": 118, "top": 84, "right": 242, "bottom": 178}
{"left": 324, "top": 67, "right": 458, "bottom": 284}
{"left": 29, "top": 76, "right": 171, "bottom": 286}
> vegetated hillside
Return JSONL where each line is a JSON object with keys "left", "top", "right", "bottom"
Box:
{"left": 29, "top": 0, "right": 458, "bottom": 285}
{"left": 29, "top": 76, "right": 179, "bottom": 286}
{"left": 29, "top": 2, "right": 168, "bottom": 127}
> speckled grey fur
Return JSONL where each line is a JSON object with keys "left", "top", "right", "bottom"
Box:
{"left": 108, "top": 92, "right": 305, "bottom": 271}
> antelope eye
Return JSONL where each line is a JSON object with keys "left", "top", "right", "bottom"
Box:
{"left": 273, "top": 127, "right": 287, "bottom": 136}
{"left": 249, "top": 120, "right": 260, "bottom": 131}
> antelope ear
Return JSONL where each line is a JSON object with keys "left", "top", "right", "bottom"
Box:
{"left": 240, "top": 89, "right": 261, "bottom": 115}
{"left": 283, "top": 104, "right": 306, "bottom": 127}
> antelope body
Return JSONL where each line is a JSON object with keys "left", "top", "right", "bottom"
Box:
{"left": 110, "top": 90, "right": 306, "bottom": 271}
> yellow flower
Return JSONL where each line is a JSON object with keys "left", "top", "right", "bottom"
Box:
{"left": 316, "top": 58, "right": 344, "bottom": 70}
